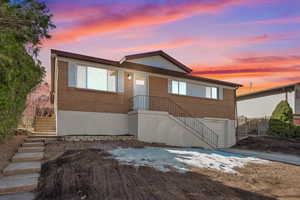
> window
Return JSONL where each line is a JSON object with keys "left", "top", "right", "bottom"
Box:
{"left": 212, "top": 87, "right": 218, "bottom": 99}
{"left": 171, "top": 80, "right": 186, "bottom": 95}
{"left": 68, "top": 64, "right": 117, "bottom": 92}
{"left": 87, "top": 67, "right": 107, "bottom": 91}
{"left": 179, "top": 82, "right": 187, "bottom": 95}
{"left": 135, "top": 78, "right": 145, "bottom": 85}
{"left": 206, "top": 87, "right": 218, "bottom": 99}
{"left": 169, "top": 79, "right": 221, "bottom": 99}
{"left": 76, "top": 66, "right": 87, "bottom": 88}
{"left": 187, "top": 83, "right": 206, "bottom": 98}
{"left": 172, "top": 80, "right": 179, "bottom": 94}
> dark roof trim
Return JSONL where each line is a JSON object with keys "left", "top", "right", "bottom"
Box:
{"left": 51, "top": 49, "right": 120, "bottom": 66}
{"left": 124, "top": 50, "right": 193, "bottom": 73}
{"left": 121, "top": 61, "right": 241, "bottom": 87}
{"left": 237, "top": 82, "right": 299, "bottom": 101}
{"left": 51, "top": 49, "right": 242, "bottom": 88}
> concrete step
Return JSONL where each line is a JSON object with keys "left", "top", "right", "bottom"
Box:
{"left": 22, "top": 142, "right": 44, "bottom": 147}
{"left": 35, "top": 120, "right": 55, "bottom": 122}
{"left": 24, "top": 138, "right": 45, "bottom": 143}
{"left": 34, "top": 123, "right": 55, "bottom": 126}
{"left": 35, "top": 116, "right": 55, "bottom": 120}
{"left": 35, "top": 121, "right": 55, "bottom": 124}
{"left": 27, "top": 136, "right": 58, "bottom": 143}
{"left": 29, "top": 137, "right": 57, "bottom": 140}
{"left": 0, "top": 192, "right": 35, "bottom": 200}
{"left": 34, "top": 126, "right": 55, "bottom": 129}
{"left": 34, "top": 130, "right": 56, "bottom": 133}
{"left": 18, "top": 147, "right": 45, "bottom": 153}
{"left": 0, "top": 173, "right": 39, "bottom": 195}
{"left": 34, "top": 128, "right": 55, "bottom": 131}
{"left": 35, "top": 119, "right": 55, "bottom": 121}
{"left": 30, "top": 131, "right": 56, "bottom": 136}
{"left": 12, "top": 153, "right": 44, "bottom": 162}
{"left": 3, "top": 162, "right": 41, "bottom": 176}
{"left": 34, "top": 125, "right": 55, "bottom": 129}
{"left": 35, "top": 129, "right": 56, "bottom": 132}
{"left": 29, "top": 134, "right": 57, "bottom": 138}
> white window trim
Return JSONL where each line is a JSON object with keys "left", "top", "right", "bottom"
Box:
{"left": 169, "top": 79, "right": 222, "bottom": 100}
{"left": 206, "top": 86, "right": 219, "bottom": 99}
{"left": 170, "top": 80, "right": 187, "bottom": 95}
{"left": 68, "top": 63, "right": 119, "bottom": 93}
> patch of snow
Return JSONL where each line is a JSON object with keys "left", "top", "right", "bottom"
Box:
{"left": 108, "top": 147, "right": 269, "bottom": 174}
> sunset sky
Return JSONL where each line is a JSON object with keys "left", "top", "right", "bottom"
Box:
{"left": 39, "top": 0, "right": 300, "bottom": 94}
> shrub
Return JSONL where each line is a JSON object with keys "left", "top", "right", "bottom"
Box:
{"left": 0, "top": 34, "right": 44, "bottom": 140}
{"left": 268, "top": 100, "right": 300, "bottom": 138}
{"left": 271, "top": 100, "right": 293, "bottom": 123}
{"left": 0, "top": 0, "right": 54, "bottom": 140}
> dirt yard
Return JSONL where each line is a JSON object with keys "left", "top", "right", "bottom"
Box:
{"left": 234, "top": 136, "right": 300, "bottom": 156}
{"left": 36, "top": 140, "right": 300, "bottom": 200}
{"left": 0, "top": 134, "right": 27, "bottom": 177}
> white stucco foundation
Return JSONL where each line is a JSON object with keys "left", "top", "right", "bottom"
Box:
{"left": 199, "top": 118, "right": 236, "bottom": 148}
{"left": 128, "top": 110, "right": 236, "bottom": 149}
{"left": 57, "top": 110, "right": 129, "bottom": 136}
{"left": 57, "top": 110, "right": 236, "bottom": 148}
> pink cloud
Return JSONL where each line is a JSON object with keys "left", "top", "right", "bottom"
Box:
{"left": 119, "top": 38, "right": 196, "bottom": 52}
{"left": 45, "top": 0, "right": 250, "bottom": 46}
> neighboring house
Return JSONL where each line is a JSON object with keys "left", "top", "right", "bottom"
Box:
{"left": 237, "top": 82, "right": 300, "bottom": 119}
{"left": 50, "top": 50, "right": 242, "bottom": 149}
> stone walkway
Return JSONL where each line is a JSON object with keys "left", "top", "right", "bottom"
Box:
{"left": 219, "top": 148, "right": 300, "bottom": 166}
{"left": 0, "top": 137, "right": 46, "bottom": 200}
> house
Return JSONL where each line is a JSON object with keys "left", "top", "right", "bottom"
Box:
{"left": 237, "top": 82, "right": 300, "bottom": 122}
{"left": 50, "top": 50, "right": 242, "bottom": 149}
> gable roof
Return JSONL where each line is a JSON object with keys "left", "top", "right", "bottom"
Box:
{"left": 51, "top": 49, "right": 119, "bottom": 66}
{"left": 237, "top": 82, "right": 300, "bottom": 101}
{"left": 121, "top": 61, "right": 242, "bottom": 88}
{"left": 123, "top": 50, "right": 193, "bottom": 73}
{"left": 51, "top": 49, "right": 242, "bottom": 88}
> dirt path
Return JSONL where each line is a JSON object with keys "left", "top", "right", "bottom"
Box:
{"left": 36, "top": 148, "right": 275, "bottom": 200}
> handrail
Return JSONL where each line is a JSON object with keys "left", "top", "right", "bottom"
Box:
{"left": 129, "top": 95, "right": 219, "bottom": 148}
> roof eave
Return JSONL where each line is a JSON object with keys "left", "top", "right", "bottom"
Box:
{"left": 237, "top": 82, "right": 299, "bottom": 101}
{"left": 123, "top": 50, "right": 193, "bottom": 73}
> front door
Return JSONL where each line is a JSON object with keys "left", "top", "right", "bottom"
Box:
{"left": 133, "top": 73, "right": 148, "bottom": 110}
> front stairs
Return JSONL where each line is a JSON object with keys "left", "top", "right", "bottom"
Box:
{"left": 33, "top": 115, "right": 56, "bottom": 136}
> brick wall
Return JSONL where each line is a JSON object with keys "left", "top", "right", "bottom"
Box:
{"left": 55, "top": 60, "right": 236, "bottom": 119}
{"left": 56, "top": 61, "right": 133, "bottom": 113}
{"left": 148, "top": 76, "right": 236, "bottom": 120}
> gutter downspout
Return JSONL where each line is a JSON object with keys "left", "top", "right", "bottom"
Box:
{"left": 234, "top": 87, "right": 239, "bottom": 143}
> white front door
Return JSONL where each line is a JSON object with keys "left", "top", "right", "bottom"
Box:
{"left": 134, "top": 73, "right": 148, "bottom": 110}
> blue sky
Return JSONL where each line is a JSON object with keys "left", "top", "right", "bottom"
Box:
{"left": 39, "top": 0, "right": 300, "bottom": 93}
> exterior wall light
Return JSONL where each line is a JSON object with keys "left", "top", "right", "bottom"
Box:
{"left": 128, "top": 74, "right": 132, "bottom": 80}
